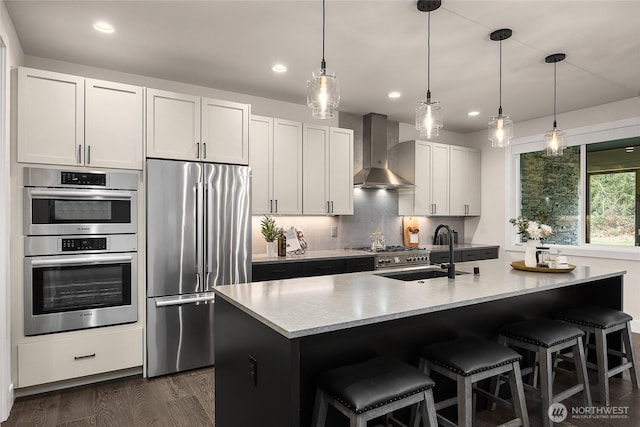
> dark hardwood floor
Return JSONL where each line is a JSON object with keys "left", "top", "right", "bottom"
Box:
{"left": 2, "top": 334, "right": 640, "bottom": 426}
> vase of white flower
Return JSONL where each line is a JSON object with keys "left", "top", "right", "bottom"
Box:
{"left": 509, "top": 216, "right": 553, "bottom": 268}
{"left": 524, "top": 239, "right": 540, "bottom": 268}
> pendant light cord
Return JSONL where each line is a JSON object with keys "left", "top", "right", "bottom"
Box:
{"left": 498, "top": 39, "right": 503, "bottom": 116}
{"left": 321, "top": 0, "right": 326, "bottom": 71}
{"left": 426, "top": 11, "right": 431, "bottom": 101}
{"left": 553, "top": 62, "right": 557, "bottom": 129}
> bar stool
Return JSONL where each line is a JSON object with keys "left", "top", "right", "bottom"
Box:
{"left": 311, "top": 356, "right": 437, "bottom": 427}
{"left": 557, "top": 305, "right": 640, "bottom": 405}
{"left": 498, "top": 318, "right": 591, "bottom": 427}
{"left": 412, "top": 336, "right": 529, "bottom": 427}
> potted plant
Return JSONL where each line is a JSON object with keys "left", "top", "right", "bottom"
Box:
{"left": 260, "top": 215, "right": 279, "bottom": 257}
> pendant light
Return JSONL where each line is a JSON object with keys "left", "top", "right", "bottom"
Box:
{"left": 415, "top": 0, "right": 443, "bottom": 139}
{"left": 544, "top": 53, "right": 566, "bottom": 156}
{"left": 488, "top": 28, "right": 513, "bottom": 148}
{"left": 306, "top": 0, "right": 340, "bottom": 119}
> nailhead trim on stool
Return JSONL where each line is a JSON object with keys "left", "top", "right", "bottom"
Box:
{"left": 414, "top": 336, "right": 529, "bottom": 427}
{"left": 557, "top": 306, "right": 640, "bottom": 406}
{"left": 498, "top": 318, "right": 592, "bottom": 427}
{"left": 311, "top": 356, "right": 438, "bottom": 427}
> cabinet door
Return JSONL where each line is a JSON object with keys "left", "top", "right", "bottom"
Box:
{"left": 465, "top": 148, "right": 481, "bottom": 215}
{"left": 201, "top": 98, "right": 249, "bottom": 165}
{"left": 303, "top": 124, "right": 329, "bottom": 214}
{"left": 272, "top": 119, "right": 302, "bottom": 214}
{"left": 328, "top": 127, "right": 354, "bottom": 215}
{"left": 249, "top": 116, "right": 274, "bottom": 215}
{"left": 449, "top": 146, "right": 467, "bottom": 216}
{"left": 17, "top": 67, "right": 84, "bottom": 166}
{"left": 413, "top": 141, "right": 432, "bottom": 215}
{"left": 85, "top": 79, "right": 143, "bottom": 170}
{"left": 146, "top": 88, "right": 200, "bottom": 161}
{"left": 430, "top": 143, "right": 450, "bottom": 215}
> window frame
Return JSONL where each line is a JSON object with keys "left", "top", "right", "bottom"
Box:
{"left": 506, "top": 116, "right": 640, "bottom": 260}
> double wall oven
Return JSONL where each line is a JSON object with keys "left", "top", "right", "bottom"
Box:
{"left": 23, "top": 168, "right": 138, "bottom": 336}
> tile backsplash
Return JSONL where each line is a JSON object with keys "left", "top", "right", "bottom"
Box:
{"left": 251, "top": 190, "right": 465, "bottom": 254}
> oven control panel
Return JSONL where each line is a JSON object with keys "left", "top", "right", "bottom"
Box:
{"left": 61, "top": 171, "right": 107, "bottom": 186}
{"left": 375, "top": 252, "right": 430, "bottom": 268}
{"left": 60, "top": 237, "right": 108, "bottom": 251}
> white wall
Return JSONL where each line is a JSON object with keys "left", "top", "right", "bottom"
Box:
{"left": 0, "top": 0, "right": 23, "bottom": 421}
{"left": 465, "top": 97, "right": 640, "bottom": 330}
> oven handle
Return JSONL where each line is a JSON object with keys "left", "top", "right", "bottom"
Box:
{"left": 30, "top": 254, "right": 133, "bottom": 266}
{"left": 155, "top": 293, "right": 216, "bottom": 307}
{"left": 29, "top": 189, "right": 133, "bottom": 199}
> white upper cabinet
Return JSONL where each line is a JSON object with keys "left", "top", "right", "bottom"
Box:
{"left": 146, "top": 89, "right": 201, "bottom": 161}
{"left": 431, "top": 142, "right": 450, "bottom": 216}
{"left": 249, "top": 116, "right": 302, "bottom": 215}
{"left": 201, "top": 98, "right": 249, "bottom": 165}
{"left": 146, "top": 88, "right": 249, "bottom": 165}
{"left": 85, "top": 79, "right": 143, "bottom": 169}
{"left": 327, "top": 127, "right": 354, "bottom": 215}
{"left": 17, "top": 67, "right": 143, "bottom": 170}
{"left": 395, "top": 140, "right": 449, "bottom": 216}
{"left": 450, "top": 146, "right": 481, "bottom": 216}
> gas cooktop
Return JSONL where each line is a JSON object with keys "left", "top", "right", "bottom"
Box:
{"left": 352, "top": 246, "right": 431, "bottom": 269}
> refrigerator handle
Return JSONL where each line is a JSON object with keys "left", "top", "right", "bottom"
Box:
{"left": 204, "top": 181, "right": 211, "bottom": 291}
{"left": 196, "top": 181, "right": 204, "bottom": 292}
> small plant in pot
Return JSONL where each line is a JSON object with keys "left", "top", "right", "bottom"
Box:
{"left": 260, "top": 215, "right": 279, "bottom": 256}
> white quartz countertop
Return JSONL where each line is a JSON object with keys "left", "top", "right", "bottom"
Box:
{"left": 214, "top": 258, "right": 625, "bottom": 339}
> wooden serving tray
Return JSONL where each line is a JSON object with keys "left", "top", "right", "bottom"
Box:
{"left": 511, "top": 260, "right": 576, "bottom": 273}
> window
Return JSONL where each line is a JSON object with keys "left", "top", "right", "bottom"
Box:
{"left": 508, "top": 117, "right": 640, "bottom": 251}
{"left": 586, "top": 141, "right": 640, "bottom": 246}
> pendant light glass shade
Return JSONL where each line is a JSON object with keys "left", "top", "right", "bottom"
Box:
{"left": 307, "top": 68, "right": 339, "bottom": 119}
{"left": 415, "top": 0, "right": 442, "bottom": 139}
{"left": 544, "top": 126, "right": 566, "bottom": 156}
{"left": 544, "top": 53, "right": 566, "bottom": 157}
{"left": 307, "top": 0, "right": 339, "bottom": 119}
{"left": 488, "top": 28, "right": 513, "bottom": 148}
{"left": 416, "top": 95, "right": 442, "bottom": 138}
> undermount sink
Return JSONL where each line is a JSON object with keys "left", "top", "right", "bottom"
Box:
{"left": 376, "top": 267, "right": 469, "bottom": 282}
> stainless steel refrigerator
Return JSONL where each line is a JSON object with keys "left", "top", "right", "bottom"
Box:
{"left": 146, "top": 159, "right": 251, "bottom": 378}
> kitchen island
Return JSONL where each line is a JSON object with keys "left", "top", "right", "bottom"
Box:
{"left": 213, "top": 258, "right": 626, "bottom": 427}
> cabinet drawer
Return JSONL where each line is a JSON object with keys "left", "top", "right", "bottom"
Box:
{"left": 252, "top": 262, "right": 304, "bottom": 282}
{"left": 429, "top": 251, "right": 461, "bottom": 264}
{"left": 302, "top": 259, "right": 346, "bottom": 277}
{"left": 345, "top": 257, "right": 375, "bottom": 273}
{"left": 461, "top": 248, "right": 499, "bottom": 262}
{"left": 18, "top": 327, "right": 143, "bottom": 388}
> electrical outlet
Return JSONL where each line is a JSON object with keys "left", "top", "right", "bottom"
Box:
{"left": 249, "top": 355, "right": 258, "bottom": 386}
{"left": 331, "top": 225, "right": 338, "bottom": 237}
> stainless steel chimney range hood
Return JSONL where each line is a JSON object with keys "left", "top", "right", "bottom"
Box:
{"left": 354, "top": 113, "right": 415, "bottom": 189}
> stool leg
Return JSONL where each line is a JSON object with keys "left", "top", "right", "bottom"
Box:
{"left": 421, "top": 388, "right": 438, "bottom": 427}
{"left": 354, "top": 415, "right": 366, "bottom": 427}
{"left": 410, "top": 358, "right": 429, "bottom": 427}
{"left": 574, "top": 338, "right": 593, "bottom": 407}
{"left": 622, "top": 321, "right": 640, "bottom": 389}
{"left": 508, "top": 361, "right": 530, "bottom": 427}
{"left": 311, "top": 389, "right": 328, "bottom": 427}
{"left": 539, "top": 348, "right": 553, "bottom": 427}
{"left": 594, "top": 328, "right": 610, "bottom": 406}
{"left": 457, "top": 376, "right": 473, "bottom": 427}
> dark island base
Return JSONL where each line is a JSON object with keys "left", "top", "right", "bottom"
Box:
{"left": 215, "top": 276, "right": 622, "bottom": 427}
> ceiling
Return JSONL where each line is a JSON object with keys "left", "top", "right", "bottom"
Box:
{"left": 5, "top": 0, "right": 640, "bottom": 133}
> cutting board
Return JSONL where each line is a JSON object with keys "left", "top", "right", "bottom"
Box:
{"left": 402, "top": 217, "right": 420, "bottom": 247}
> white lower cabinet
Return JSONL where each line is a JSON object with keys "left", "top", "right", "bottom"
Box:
{"left": 17, "top": 327, "right": 143, "bottom": 388}
{"left": 302, "top": 125, "right": 354, "bottom": 215}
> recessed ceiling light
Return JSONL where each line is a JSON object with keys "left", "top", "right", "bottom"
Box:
{"left": 467, "top": 111, "right": 480, "bottom": 117}
{"left": 387, "top": 91, "right": 401, "bottom": 99}
{"left": 93, "top": 21, "right": 114, "bottom": 34}
{"left": 626, "top": 147, "right": 634, "bottom": 153}
{"left": 272, "top": 64, "right": 287, "bottom": 73}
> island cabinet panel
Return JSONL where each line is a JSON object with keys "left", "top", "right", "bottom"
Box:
{"left": 215, "top": 298, "right": 301, "bottom": 427}
{"left": 215, "top": 275, "right": 623, "bottom": 427}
